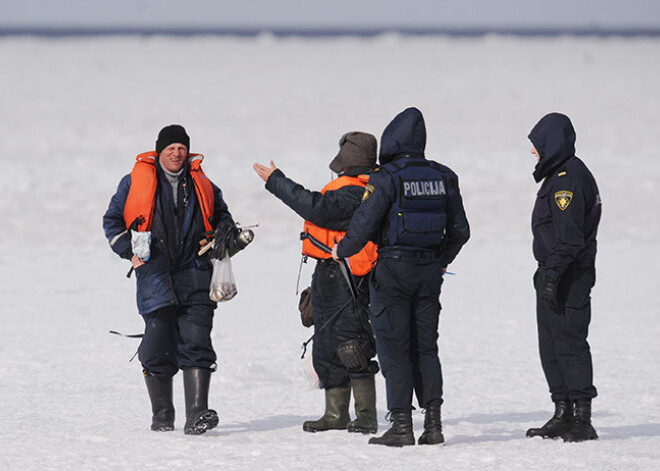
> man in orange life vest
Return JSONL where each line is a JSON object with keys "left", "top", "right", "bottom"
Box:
{"left": 103, "top": 124, "right": 247, "bottom": 435}
{"left": 253, "top": 132, "right": 380, "bottom": 434}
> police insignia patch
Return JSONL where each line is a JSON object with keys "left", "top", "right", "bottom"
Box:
{"left": 361, "top": 184, "right": 375, "bottom": 202}
{"left": 554, "top": 191, "right": 573, "bottom": 210}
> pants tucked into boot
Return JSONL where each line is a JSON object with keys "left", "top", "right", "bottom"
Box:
{"left": 183, "top": 367, "right": 218, "bottom": 435}
{"left": 144, "top": 373, "right": 175, "bottom": 431}
{"left": 526, "top": 400, "right": 574, "bottom": 439}
{"left": 303, "top": 385, "right": 351, "bottom": 432}
{"left": 368, "top": 410, "right": 415, "bottom": 447}
{"left": 347, "top": 376, "right": 378, "bottom": 434}
{"left": 418, "top": 406, "right": 444, "bottom": 445}
{"left": 563, "top": 399, "right": 598, "bottom": 442}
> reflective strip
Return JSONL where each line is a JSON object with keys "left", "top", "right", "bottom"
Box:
{"left": 110, "top": 230, "right": 128, "bottom": 247}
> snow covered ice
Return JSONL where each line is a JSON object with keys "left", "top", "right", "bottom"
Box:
{"left": 1, "top": 33, "right": 659, "bottom": 470}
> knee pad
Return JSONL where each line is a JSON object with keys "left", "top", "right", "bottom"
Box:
{"left": 337, "top": 339, "right": 369, "bottom": 373}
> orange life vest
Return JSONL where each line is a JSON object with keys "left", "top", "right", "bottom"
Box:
{"left": 302, "top": 175, "right": 377, "bottom": 276}
{"left": 123, "top": 151, "right": 215, "bottom": 233}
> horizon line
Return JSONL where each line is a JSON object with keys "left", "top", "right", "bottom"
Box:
{"left": 2, "top": 25, "right": 660, "bottom": 38}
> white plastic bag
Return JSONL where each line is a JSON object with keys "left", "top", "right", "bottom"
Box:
{"left": 209, "top": 255, "right": 237, "bottom": 302}
{"left": 131, "top": 230, "right": 151, "bottom": 261}
{"left": 302, "top": 345, "right": 320, "bottom": 390}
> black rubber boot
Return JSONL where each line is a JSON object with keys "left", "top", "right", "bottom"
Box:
{"left": 144, "top": 374, "right": 175, "bottom": 431}
{"left": 563, "top": 399, "right": 598, "bottom": 442}
{"left": 347, "top": 376, "right": 378, "bottom": 434}
{"left": 418, "top": 406, "right": 444, "bottom": 445}
{"left": 303, "top": 385, "right": 351, "bottom": 432}
{"left": 183, "top": 368, "right": 218, "bottom": 435}
{"left": 368, "top": 410, "right": 415, "bottom": 447}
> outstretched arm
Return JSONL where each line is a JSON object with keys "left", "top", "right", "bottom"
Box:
{"left": 253, "top": 161, "right": 278, "bottom": 182}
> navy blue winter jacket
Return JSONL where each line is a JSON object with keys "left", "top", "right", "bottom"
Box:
{"left": 529, "top": 113, "right": 602, "bottom": 279}
{"left": 337, "top": 107, "right": 470, "bottom": 267}
{"left": 103, "top": 160, "right": 233, "bottom": 315}
{"left": 265, "top": 168, "right": 367, "bottom": 231}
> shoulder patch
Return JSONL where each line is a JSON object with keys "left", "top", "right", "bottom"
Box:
{"left": 361, "top": 184, "right": 375, "bottom": 202}
{"left": 554, "top": 190, "right": 573, "bottom": 210}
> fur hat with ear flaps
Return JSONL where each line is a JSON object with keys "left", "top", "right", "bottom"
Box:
{"left": 329, "top": 131, "right": 377, "bottom": 174}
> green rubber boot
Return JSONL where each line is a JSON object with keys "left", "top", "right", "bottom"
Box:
{"left": 303, "top": 385, "right": 351, "bottom": 432}
{"left": 347, "top": 376, "right": 378, "bottom": 434}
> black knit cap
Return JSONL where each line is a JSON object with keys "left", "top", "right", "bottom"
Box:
{"left": 155, "top": 124, "right": 190, "bottom": 154}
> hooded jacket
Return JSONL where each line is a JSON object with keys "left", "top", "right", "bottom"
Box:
{"left": 379, "top": 107, "right": 427, "bottom": 165}
{"left": 337, "top": 107, "right": 470, "bottom": 267}
{"left": 529, "top": 113, "right": 602, "bottom": 279}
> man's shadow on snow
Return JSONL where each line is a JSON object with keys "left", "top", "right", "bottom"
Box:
{"left": 442, "top": 410, "right": 660, "bottom": 445}
{"left": 205, "top": 415, "right": 310, "bottom": 436}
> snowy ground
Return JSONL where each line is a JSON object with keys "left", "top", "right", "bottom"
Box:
{"left": 1, "top": 33, "right": 659, "bottom": 470}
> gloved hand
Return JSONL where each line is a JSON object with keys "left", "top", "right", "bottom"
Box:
{"left": 209, "top": 220, "right": 236, "bottom": 259}
{"left": 537, "top": 269, "right": 559, "bottom": 311}
{"left": 209, "top": 221, "right": 254, "bottom": 259}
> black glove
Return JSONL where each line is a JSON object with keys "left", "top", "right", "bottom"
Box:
{"left": 210, "top": 220, "right": 236, "bottom": 259}
{"left": 537, "top": 269, "right": 559, "bottom": 311}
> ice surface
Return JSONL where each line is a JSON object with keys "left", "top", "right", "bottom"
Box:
{"left": 1, "top": 33, "right": 659, "bottom": 470}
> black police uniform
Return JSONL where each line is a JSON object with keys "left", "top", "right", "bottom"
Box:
{"left": 529, "top": 113, "right": 602, "bottom": 402}
{"left": 337, "top": 108, "right": 470, "bottom": 412}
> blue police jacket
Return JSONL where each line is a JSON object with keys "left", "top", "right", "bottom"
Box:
{"left": 337, "top": 107, "right": 470, "bottom": 267}
{"left": 529, "top": 113, "right": 602, "bottom": 280}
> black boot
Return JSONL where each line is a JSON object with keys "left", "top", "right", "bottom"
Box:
{"left": 526, "top": 400, "right": 574, "bottom": 439}
{"left": 144, "top": 374, "right": 175, "bottom": 431}
{"left": 183, "top": 368, "right": 218, "bottom": 435}
{"left": 303, "top": 385, "right": 351, "bottom": 432}
{"left": 368, "top": 410, "right": 415, "bottom": 447}
{"left": 418, "top": 406, "right": 444, "bottom": 445}
{"left": 563, "top": 399, "right": 598, "bottom": 442}
{"left": 347, "top": 376, "right": 378, "bottom": 434}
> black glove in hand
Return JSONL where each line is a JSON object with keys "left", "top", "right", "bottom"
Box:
{"left": 538, "top": 269, "right": 559, "bottom": 311}
{"left": 210, "top": 220, "right": 236, "bottom": 259}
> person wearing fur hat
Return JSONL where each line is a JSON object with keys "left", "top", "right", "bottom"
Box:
{"left": 103, "top": 124, "right": 252, "bottom": 435}
{"left": 253, "top": 132, "right": 380, "bottom": 435}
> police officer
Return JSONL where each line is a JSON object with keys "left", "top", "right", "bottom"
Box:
{"left": 525, "top": 113, "right": 601, "bottom": 442}
{"left": 333, "top": 107, "right": 470, "bottom": 446}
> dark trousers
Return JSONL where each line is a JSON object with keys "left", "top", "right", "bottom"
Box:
{"left": 369, "top": 255, "right": 445, "bottom": 411}
{"left": 311, "top": 260, "right": 377, "bottom": 389}
{"left": 138, "top": 304, "right": 217, "bottom": 377}
{"left": 535, "top": 266, "right": 597, "bottom": 402}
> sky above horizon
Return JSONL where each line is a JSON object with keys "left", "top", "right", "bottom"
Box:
{"left": 2, "top": 0, "right": 660, "bottom": 30}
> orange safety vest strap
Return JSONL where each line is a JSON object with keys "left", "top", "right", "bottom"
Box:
{"left": 302, "top": 175, "right": 377, "bottom": 276}
{"left": 124, "top": 152, "right": 158, "bottom": 231}
{"left": 189, "top": 155, "right": 215, "bottom": 234}
{"left": 124, "top": 151, "right": 215, "bottom": 233}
